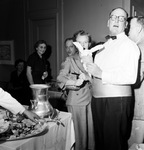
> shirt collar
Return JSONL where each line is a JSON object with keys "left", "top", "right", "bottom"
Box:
{"left": 115, "top": 32, "right": 125, "bottom": 39}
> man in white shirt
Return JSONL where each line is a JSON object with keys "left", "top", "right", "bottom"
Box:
{"left": 82, "top": 7, "right": 140, "bottom": 150}
{"left": 128, "top": 16, "right": 144, "bottom": 143}
{"left": 0, "top": 88, "right": 39, "bottom": 122}
{"left": 129, "top": 16, "right": 144, "bottom": 119}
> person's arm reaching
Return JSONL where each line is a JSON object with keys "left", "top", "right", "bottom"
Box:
{"left": 0, "top": 88, "right": 39, "bottom": 122}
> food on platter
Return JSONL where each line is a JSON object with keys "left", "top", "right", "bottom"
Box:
{"left": 0, "top": 107, "right": 60, "bottom": 141}
{"left": 0, "top": 108, "right": 8, "bottom": 119}
{"left": 0, "top": 119, "right": 9, "bottom": 134}
{"left": 0, "top": 114, "right": 48, "bottom": 141}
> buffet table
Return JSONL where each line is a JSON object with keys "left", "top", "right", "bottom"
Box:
{"left": 0, "top": 112, "right": 75, "bottom": 150}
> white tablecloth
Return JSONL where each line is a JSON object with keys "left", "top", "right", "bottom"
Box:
{"left": 0, "top": 112, "right": 75, "bottom": 150}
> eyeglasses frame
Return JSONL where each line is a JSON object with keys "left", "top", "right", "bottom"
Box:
{"left": 110, "top": 15, "right": 126, "bottom": 22}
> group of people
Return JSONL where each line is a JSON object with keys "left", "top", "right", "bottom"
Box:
{"left": 0, "top": 6, "right": 144, "bottom": 150}
{"left": 0, "top": 40, "right": 52, "bottom": 122}
{"left": 7, "top": 40, "right": 52, "bottom": 105}
{"left": 57, "top": 7, "right": 144, "bottom": 150}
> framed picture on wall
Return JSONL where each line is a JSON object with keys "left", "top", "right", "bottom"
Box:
{"left": 0, "top": 40, "right": 14, "bottom": 65}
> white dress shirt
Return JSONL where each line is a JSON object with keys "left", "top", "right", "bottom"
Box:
{"left": 0, "top": 88, "right": 25, "bottom": 114}
{"left": 95, "top": 32, "right": 140, "bottom": 85}
{"left": 92, "top": 32, "right": 140, "bottom": 97}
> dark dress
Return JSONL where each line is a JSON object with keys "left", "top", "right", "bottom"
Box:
{"left": 27, "top": 52, "right": 52, "bottom": 84}
{"left": 8, "top": 70, "right": 31, "bottom": 105}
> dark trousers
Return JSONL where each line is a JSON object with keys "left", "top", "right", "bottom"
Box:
{"left": 91, "top": 96, "right": 134, "bottom": 150}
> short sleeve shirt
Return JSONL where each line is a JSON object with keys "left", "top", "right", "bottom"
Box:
{"left": 27, "top": 52, "right": 47, "bottom": 84}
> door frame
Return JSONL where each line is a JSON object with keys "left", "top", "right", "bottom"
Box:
{"left": 25, "top": 0, "right": 64, "bottom": 79}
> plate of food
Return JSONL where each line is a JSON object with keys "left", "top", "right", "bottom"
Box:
{"left": 0, "top": 119, "right": 10, "bottom": 134}
{"left": 66, "top": 85, "right": 80, "bottom": 91}
{"left": 0, "top": 117, "right": 48, "bottom": 141}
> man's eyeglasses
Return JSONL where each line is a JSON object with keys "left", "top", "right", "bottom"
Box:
{"left": 110, "top": 15, "right": 126, "bottom": 22}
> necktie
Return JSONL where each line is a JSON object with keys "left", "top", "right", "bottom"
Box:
{"left": 105, "top": 35, "right": 117, "bottom": 40}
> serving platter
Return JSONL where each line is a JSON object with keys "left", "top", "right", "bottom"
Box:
{"left": 0, "top": 117, "right": 48, "bottom": 141}
{"left": 0, "top": 108, "right": 60, "bottom": 141}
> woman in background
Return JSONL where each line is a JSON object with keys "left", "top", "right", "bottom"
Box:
{"left": 27, "top": 40, "right": 51, "bottom": 85}
{"left": 8, "top": 59, "right": 30, "bottom": 105}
